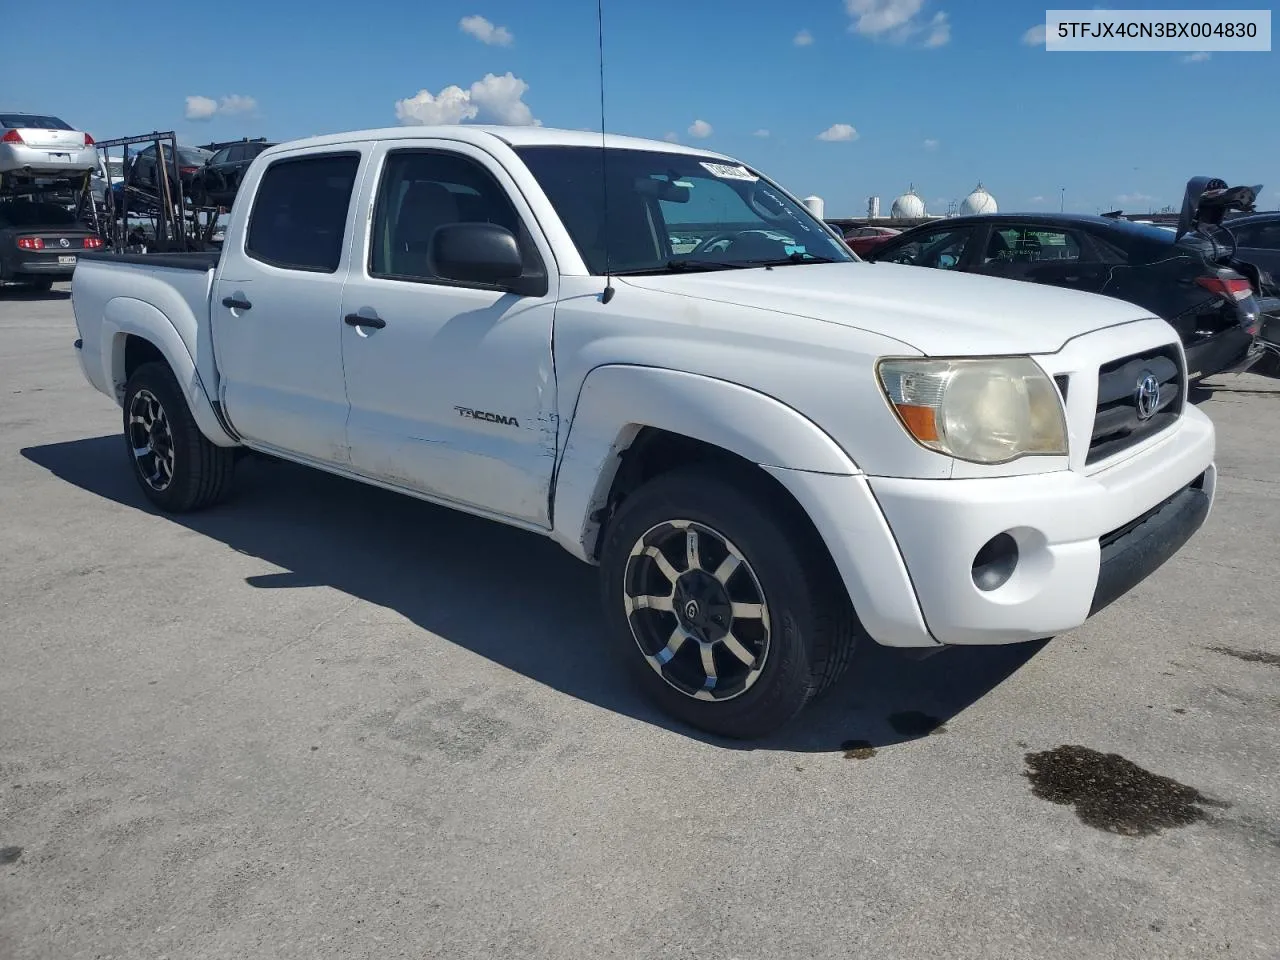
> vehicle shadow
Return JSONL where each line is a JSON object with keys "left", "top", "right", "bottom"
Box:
{"left": 21, "top": 436, "right": 1048, "bottom": 753}
{"left": 0, "top": 287, "right": 70, "bottom": 301}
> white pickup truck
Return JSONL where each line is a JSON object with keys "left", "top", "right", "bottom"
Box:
{"left": 71, "top": 126, "right": 1216, "bottom": 738}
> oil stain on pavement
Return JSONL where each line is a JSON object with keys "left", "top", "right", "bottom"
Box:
{"left": 1207, "top": 646, "right": 1280, "bottom": 668}
{"left": 0, "top": 846, "right": 23, "bottom": 864}
{"left": 1024, "top": 745, "right": 1228, "bottom": 836}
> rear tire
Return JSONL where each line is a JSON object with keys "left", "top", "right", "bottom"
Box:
{"left": 598, "top": 463, "right": 858, "bottom": 739}
{"left": 29, "top": 279, "right": 53, "bottom": 292}
{"left": 122, "top": 361, "right": 236, "bottom": 512}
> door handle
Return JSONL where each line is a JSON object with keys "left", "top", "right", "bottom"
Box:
{"left": 344, "top": 313, "right": 386, "bottom": 329}
{"left": 221, "top": 296, "right": 252, "bottom": 310}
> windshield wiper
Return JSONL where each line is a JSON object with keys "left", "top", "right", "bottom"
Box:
{"left": 612, "top": 259, "right": 753, "bottom": 276}
{"left": 755, "top": 253, "right": 840, "bottom": 267}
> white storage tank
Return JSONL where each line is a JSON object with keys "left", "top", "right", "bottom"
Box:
{"left": 802, "top": 195, "right": 825, "bottom": 219}
{"left": 960, "top": 182, "right": 998, "bottom": 215}
{"left": 890, "top": 187, "right": 926, "bottom": 219}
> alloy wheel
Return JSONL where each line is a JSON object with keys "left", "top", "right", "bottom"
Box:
{"left": 127, "top": 388, "right": 176, "bottom": 491}
{"left": 622, "top": 519, "right": 771, "bottom": 701}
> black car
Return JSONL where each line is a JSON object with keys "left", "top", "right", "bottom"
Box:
{"left": 866, "top": 212, "right": 1264, "bottom": 380}
{"left": 191, "top": 139, "right": 275, "bottom": 206}
{"left": 0, "top": 200, "right": 103, "bottom": 290}
{"left": 127, "top": 144, "right": 213, "bottom": 199}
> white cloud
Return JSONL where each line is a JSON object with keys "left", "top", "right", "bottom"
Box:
{"left": 794, "top": 29, "right": 814, "bottom": 46}
{"left": 1029, "top": 195, "right": 1045, "bottom": 202}
{"left": 688, "top": 119, "right": 713, "bottom": 138}
{"left": 1182, "top": 51, "right": 1211, "bottom": 63}
{"left": 664, "top": 131, "right": 680, "bottom": 142}
{"left": 817, "top": 123, "right": 858, "bottom": 142}
{"left": 395, "top": 72, "right": 539, "bottom": 127}
{"left": 1022, "top": 24, "right": 1046, "bottom": 45}
{"left": 184, "top": 96, "right": 217, "bottom": 121}
{"left": 923, "top": 138, "right": 939, "bottom": 150}
{"left": 924, "top": 11, "right": 950, "bottom": 47}
{"left": 459, "top": 14, "right": 513, "bottom": 46}
{"left": 184, "top": 94, "right": 258, "bottom": 121}
{"left": 753, "top": 129, "right": 771, "bottom": 138}
{"left": 845, "top": 0, "right": 949, "bottom": 46}
{"left": 218, "top": 95, "right": 257, "bottom": 116}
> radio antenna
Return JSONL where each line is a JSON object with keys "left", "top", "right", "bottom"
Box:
{"left": 597, "top": 0, "right": 615, "bottom": 303}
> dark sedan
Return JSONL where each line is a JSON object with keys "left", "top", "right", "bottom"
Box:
{"left": 0, "top": 200, "right": 103, "bottom": 290}
{"left": 127, "top": 144, "right": 213, "bottom": 199}
{"left": 865, "top": 213, "right": 1264, "bottom": 380}
{"left": 191, "top": 139, "right": 275, "bottom": 207}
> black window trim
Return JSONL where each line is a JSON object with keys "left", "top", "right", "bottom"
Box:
{"left": 244, "top": 149, "right": 363, "bottom": 275}
{"left": 365, "top": 146, "right": 548, "bottom": 296}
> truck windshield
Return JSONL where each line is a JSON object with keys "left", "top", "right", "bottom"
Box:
{"left": 514, "top": 145, "right": 853, "bottom": 275}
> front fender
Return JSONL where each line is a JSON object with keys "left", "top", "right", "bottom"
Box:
{"left": 550, "top": 364, "right": 859, "bottom": 561}
{"left": 102, "top": 297, "right": 237, "bottom": 447}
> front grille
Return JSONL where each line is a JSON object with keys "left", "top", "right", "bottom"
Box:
{"left": 1086, "top": 345, "right": 1183, "bottom": 465}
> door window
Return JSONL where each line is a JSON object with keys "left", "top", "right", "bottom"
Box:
{"left": 245, "top": 153, "right": 360, "bottom": 272}
{"left": 985, "top": 226, "right": 1081, "bottom": 264}
{"left": 1234, "top": 220, "right": 1280, "bottom": 250}
{"left": 881, "top": 227, "right": 971, "bottom": 269}
{"left": 209, "top": 148, "right": 232, "bottom": 165}
{"left": 370, "top": 150, "right": 536, "bottom": 283}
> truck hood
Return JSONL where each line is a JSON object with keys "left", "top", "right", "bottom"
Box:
{"left": 618, "top": 261, "right": 1153, "bottom": 356}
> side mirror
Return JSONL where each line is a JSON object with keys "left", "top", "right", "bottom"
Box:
{"left": 430, "top": 222, "right": 524, "bottom": 287}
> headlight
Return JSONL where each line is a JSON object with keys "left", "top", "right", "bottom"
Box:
{"left": 877, "top": 357, "right": 1068, "bottom": 464}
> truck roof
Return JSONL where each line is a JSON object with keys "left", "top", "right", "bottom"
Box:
{"left": 262, "top": 124, "right": 737, "bottom": 160}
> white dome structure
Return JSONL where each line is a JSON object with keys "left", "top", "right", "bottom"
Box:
{"left": 960, "top": 182, "right": 997, "bottom": 215}
{"left": 890, "top": 186, "right": 926, "bottom": 219}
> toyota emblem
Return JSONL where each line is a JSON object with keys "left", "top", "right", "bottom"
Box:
{"left": 59, "top": 238, "right": 70, "bottom": 248}
{"left": 1134, "top": 372, "right": 1161, "bottom": 420}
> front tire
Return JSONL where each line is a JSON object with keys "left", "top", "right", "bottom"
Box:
{"left": 599, "top": 464, "right": 858, "bottom": 739}
{"left": 122, "top": 361, "right": 236, "bottom": 512}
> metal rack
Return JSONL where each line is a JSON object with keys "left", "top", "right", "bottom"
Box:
{"left": 90, "top": 131, "right": 219, "bottom": 253}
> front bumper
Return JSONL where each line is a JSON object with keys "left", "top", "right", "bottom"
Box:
{"left": 767, "top": 404, "right": 1216, "bottom": 648}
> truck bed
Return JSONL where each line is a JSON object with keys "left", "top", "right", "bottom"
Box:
{"left": 78, "top": 250, "right": 221, "bottom": 272}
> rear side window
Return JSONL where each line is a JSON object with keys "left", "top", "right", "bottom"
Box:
{"left": 1234, "top": 220, "right": 1280, "bottom": 250}
{"left": 246, "top": 153, "right": 360, "bottom": 272}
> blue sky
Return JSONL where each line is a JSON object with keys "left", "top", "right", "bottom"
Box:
{"left": 3, "top": 0, "right": 1277, "bottom": 216}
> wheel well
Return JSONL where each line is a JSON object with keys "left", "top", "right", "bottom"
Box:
{"left": 591, "top": 427, "right": 820, "bottom": 561}
{"left": 123, "top": 334, "right": 166, "bottom": 383}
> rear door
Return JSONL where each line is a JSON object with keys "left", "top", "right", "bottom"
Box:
{"left": 972, "top": 222, "right": 1107, "bottom": 293}
{"left": 211, "top": 145, "right": 372, "bottom": 464}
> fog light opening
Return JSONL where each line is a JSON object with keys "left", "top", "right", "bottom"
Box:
{"left": 972, "top": 532, "right": 1019, "bottom": 592}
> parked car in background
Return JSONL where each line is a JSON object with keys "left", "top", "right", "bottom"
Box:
{"left": 127, "top": 144, "right": 213, "bottom": 198}
{"left": 0, "top": 200, "right": 103, "bottom": 290}
{"left": 90, "top": 154, "right": 127, "bottom": 202}
{"left": 0, "top": 113, "right": 96, "bottom": 177}
{"left": 841, "top": 224, "right": 900, "bottom": 257}
{"left": 1224, "top": 212, "right": 1280, "bottom": 278}
{"left": 865, "top": 212, "right": 1265, "bottom": 380}
{"left": 191, "top": 139, "right": 275, "bottom": 206}
{"left": 1223, "top": 212, "right": 1280, "bottom": 355}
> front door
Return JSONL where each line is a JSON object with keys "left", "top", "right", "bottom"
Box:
{"left": 211, "top": 147, "right": 370, "bottom": 465}
{"left": 339, "top": 142, "right": 560, "bottom": 526}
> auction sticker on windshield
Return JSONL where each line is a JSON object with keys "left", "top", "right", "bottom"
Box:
{"left": 700, "top": 162, "right": 759, "bottom": 182}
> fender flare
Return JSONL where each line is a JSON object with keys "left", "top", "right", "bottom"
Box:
{"left": 102, "top": 297, "right": 238, "bottom": 447}
{"left": 550, "top": 364, "right": 860, "bottom": 561}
